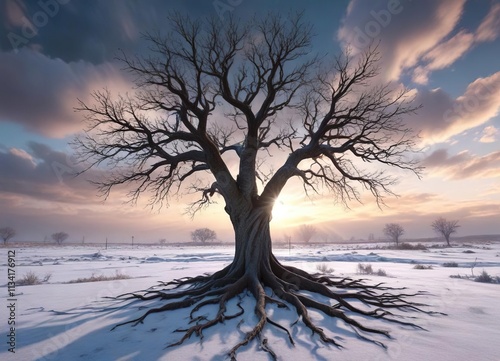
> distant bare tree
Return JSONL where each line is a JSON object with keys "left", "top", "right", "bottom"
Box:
{"left": 52, "top": 232, "right": 69, "bottom": 245}
{"left": 383, "top": 223, "right": 404, "bottom": 245}
{"left": 431, "top": 217, "right": 459, "bottom": 246}
{"left": 296, "top": 224, "right": 316, "bottom": 243}
{"left": 159, "top": 238, "right": 167, "bottom": 245}
{"left": 191, "top": 228, "right": 217, "bottom": 243}
{"left": 0, "top": 227, "right": 16, "bottom": 245}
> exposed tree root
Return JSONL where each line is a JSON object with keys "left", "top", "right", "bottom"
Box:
{"left": 110, "top": 257, "right": 444, "bottom": 360}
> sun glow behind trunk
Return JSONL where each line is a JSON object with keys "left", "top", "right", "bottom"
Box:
{"left": 271, "top": 198, "right": 288, "bottom": 222}
{"left": 270, "top": 193, "right": 308, "bottom": 228}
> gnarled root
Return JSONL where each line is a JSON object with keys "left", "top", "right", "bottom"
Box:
{"left": 110, "top": 257, "right": 443, "bottom": 360}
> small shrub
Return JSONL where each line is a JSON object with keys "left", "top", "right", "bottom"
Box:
{"left": 18, "top": 271, "right": 52, "bottom": 286}
{"left": 357, "top": 263, "right": 373, "bottom": 275}
{"left": 443, "top": 262, "right": 458, "bottom": 267}
{"left": 390, "top": 243, "right": 427, "bottom": 251}
{"left": 475, "top": 270, "right": 494, "bottom": 283}
{"left": 356, "top": 263, "right": 387, "bottom": 276}
{"left": 413, "top": 264, "right": 433, "bottom": 270}
{"left": 463, "top": 250, "right": 475, "bottom": 254}
{"left": 316, "top": 263, "right": 334, "bottom": 274}
{"left": 68, "top": 271, "right": 130, "bottom": 284}
{"left": 450, "top": 271, "right": 499, "bottom": 284}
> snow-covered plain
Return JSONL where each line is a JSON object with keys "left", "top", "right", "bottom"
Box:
{"left": 1, "top": 242, "right": 500, "bottom": 361}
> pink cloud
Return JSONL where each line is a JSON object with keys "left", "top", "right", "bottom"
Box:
{"left": 9, "top": 147, "right": 35, "bottom": 164}
{"left": 421, "top": 149, "right": 500, "bottom": 180}
{"left": 338, "top": 0, "right": 466, "bottom": 81}
{"left": 412, "top": 30, "right": 475, "bottom": 84}
{"left": 412, "top": 3, "right": 500, "bottom": 85}
{"left": 449, "top": 72, "right": 500, "bottom": 130}
{"left": 2, "top": 0, "right": 33, "bottom": 29}
{"left": 478, "top": 125, "right": 499, "bottom": 143}
{"left": 406, "top": 72, "right": 500, "bottom": 144}
{"left": 338, "top": 1, "right": 500, "bottom": 86}
{"left": 475, "top": 3, "right": 500, "bottom": 42}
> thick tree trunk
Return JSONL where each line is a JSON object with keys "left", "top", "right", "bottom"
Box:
{"left": 229, "top": 206, "right": 273, "bottom": 278}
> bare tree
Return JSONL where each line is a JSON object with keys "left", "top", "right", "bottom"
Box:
{"left": 191, "top": 228, "right": 217, "bottom": 243}
{"left": 431, "top": 217, "right": 459, "bottom": 246}
{"left": 383, "top": 223, "right": 405, "bottom": 246}
{"left": 0, "top": 227, "right": 16, "bottom": 245}
{"left": 52, "top": 232, "right": 69, "bottom": 245}
{"left": 76, "top": 13, "right": 428, "bottom": 359}
{"left": 296, "top": 224, "right": 316, "bottom": 244}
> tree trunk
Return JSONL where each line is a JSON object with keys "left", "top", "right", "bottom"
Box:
{"left": 229, "top": 206, "right": 273, "bottom": 278}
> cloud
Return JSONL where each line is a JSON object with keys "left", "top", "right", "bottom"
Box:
{"left": 421, "top": 149, "right": 500, "bottom": 180}
{"left": 0, "top": 49, "right": 130, "bottom": 138}
{"left": 2, "top": 0, "right": 31, "bottom": 29}
{"left": 405, "top": 72, "right": 500, "bottom": 144}
{"left": 412, "top": 3, "right": 500, "bottom": 85}
{"left": 412, "top": 30, "right": 474, "bottom": 84}
{"left": 0, "top": 140, "right": 228, "bottom": 243}
{"left": 338, "top": 0, "right": 466, "bottom": 81}
{"left": 0, "top": 0, "right": 217, "bottom": 63}
{"left": 0, "top": 141, "right": 104, "bottom": 204}
{"left": 448, "top": 72, "right": 500, "bottom": 130}
{"left": 477, "top": 125, "right": 499, "bottom": 143}
{"left": 475, "top": 3, "right": 500, "bottom": 42}
{"left": 308, "top": 189, "right": 500, "bottom": 239}
{"left": 338, "top": 1, "right": 500, "bottom": 85}
{"left": 337, "top": 1, "right": 500, "bottom": 144}
{"left": 0, "top": 0, "right": 140, "bottom": 63}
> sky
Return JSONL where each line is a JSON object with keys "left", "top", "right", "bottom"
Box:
{"left": 0, "top": 0, "right": 499, "bottom": 244}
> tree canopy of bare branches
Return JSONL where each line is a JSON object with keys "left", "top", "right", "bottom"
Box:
{"left": 431, "top": 217, "right": 460, "bottom": 246}
{"left": 0, "top": 227, "right": 16, "bottom": 245}
{"left": 191, "top": 228, "right": 217, "bottom": 243}
{"left": 383, "top": 223, "right": 405, "bottom": 245}
{"left": 76, "top": 13, "right": 429, "bottom": 360}
{"left": 52, "top": 232, "right": 69, "bottom": 245}
{"left": 296, "top": 224, "right": 317, "bottom": 243}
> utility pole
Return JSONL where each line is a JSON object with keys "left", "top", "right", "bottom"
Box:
{"left": 105, "top": 237, "right": 108, "bottom": 250}
{"left": 132, "top": 235, "right": 134, "bottom": 247}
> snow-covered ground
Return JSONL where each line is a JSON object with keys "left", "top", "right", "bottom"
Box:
{"left": 1, "top": 242, "right": 500, "bottom": 361}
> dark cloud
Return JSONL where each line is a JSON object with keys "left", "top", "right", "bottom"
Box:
{"left": 0, "top": 49, "right": 129, "bottom": 137}
{"left": 0, "top": 0, "right": 264, "bottom": 139}
{"left": 0, "top": 0, "right": 148, "bottom": 63}
{"left": 0, "top": 141, "right": 102, "bottom": 203}
{"left": 405, "top": 88, "right": 455, "bottom": 140}
{"left": 0, "top": 0, "right": 217, "bottom": 63}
